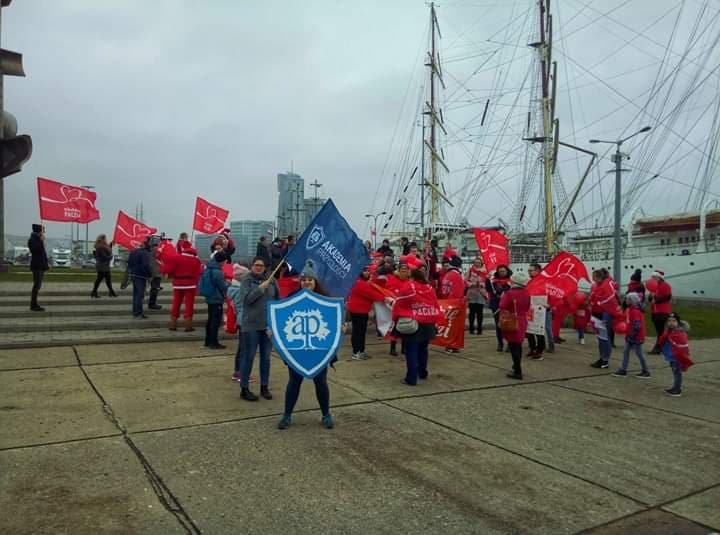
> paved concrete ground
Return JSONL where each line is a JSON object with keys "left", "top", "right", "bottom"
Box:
{"left": 1, "top": 331, "right": 719, "bottom": 535}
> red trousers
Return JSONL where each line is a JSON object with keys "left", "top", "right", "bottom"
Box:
{"left": 171, "top": 288, "right": 195, "bottom": 319}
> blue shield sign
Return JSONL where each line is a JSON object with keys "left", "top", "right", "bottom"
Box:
{"left": 268, "top": 289, "right": 345, "bottom": 379}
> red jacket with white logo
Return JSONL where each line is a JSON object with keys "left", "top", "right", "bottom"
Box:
{"left": 166, "top": 252, "right": 203, "bottom": 289}
{"left": 438, "top": 268, "right": 465, "bottom": 299}
{"left": 591, "top": 278, "right": 620, "bottom": 317}
{"left": 392, "top": 281, "right": 445, "bottom": 325}
{"left": 347, "top": 278, "right": 387, "bottom": 314}
{"left": 625, "top": 306, "right": 646, "bottom": 344}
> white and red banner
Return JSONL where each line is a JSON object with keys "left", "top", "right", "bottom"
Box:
{"left": 37, "top": 177, "right": 100, "bottom": 223}
{"left": 472, "top": 228, "right": 509, "bottom": 271}
{"left": 112, "top": 210, "right": 157, "bottom": 250}
{"left": 373, "top": 297, "right": 467, "bottom": 349}
{"left": 193, "top": 197, "right": 229, "bottom": 234}
{"left": 527, "top": 251, "right": 590, "bottom": 301}
{"left": 526, "top": 295, "right": 548, "bottom": 336}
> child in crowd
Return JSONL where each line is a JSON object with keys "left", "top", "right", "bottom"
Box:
{"left": 612, "top": 292, "right": 650, "bottom": 378}
{"left": 227, "top": 264, "right": 252, "bottom": 383}
{"left": 590, "top": 313, "right": 611, "bottom": 369}
{"left": 573, "top": 292, "right": 590, "bottom": 345}
{"left": 658, "top": 313, "right": 694, "bottom": 397}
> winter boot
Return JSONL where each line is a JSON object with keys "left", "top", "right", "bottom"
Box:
{"left": 168, "top": 317, "right": 177, "bottom": 331}
{"left": 184, "top": 318, "right": 195, "bottom": 332}
{"left": 260, "top": 385, "right": 273, "bottom": 400}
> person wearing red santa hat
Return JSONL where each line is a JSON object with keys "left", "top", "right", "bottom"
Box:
{"left": 648, "top": 269, "right": 673, "bottom": 354}
{"left": 210, "top": 228, "right": 236, "bottom": 263}
{"left": 176, "top": 232, "right": 191, "bottom": 254}
{"left": 163, "top": 242, "right": 203, "bottom": 332}
{"left": 438, "top": 255, "right": 465, "bottom": 353}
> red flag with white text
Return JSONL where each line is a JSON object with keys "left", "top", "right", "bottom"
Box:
{"left": 37, "top": 177, "right": 100, "bottom": 223}
{"left": 112, "top": 210, "right": 158, "bottom": 250}
{"left": 193, "top": 197, "right": 229, "bottom": 234}
{"left": 526, "top": 251, "right": 590, "bottom": 301}
{"left": 472, "top": 228, "right": 509, "bottom": 272}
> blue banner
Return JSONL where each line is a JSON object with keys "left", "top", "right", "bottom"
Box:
{"left": 285, "top": 198, "right": 369, "bottom": 298}
{"left": 268, "top": 290, "right": 345, "bottom": 379}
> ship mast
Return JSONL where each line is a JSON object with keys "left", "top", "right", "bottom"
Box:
{"left": 538, "top": 0, "right": 556, "bottom": 253}
{"left": 423, "top": 2, "right": 449, "bottom": 235}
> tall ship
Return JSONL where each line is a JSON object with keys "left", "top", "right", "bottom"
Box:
{"left": 368, "top": 1, "right": 720, "bottom": 301}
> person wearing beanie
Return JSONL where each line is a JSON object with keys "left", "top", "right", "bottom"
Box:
{"left": 438, "top": 255, "right": 465, "bottom": 354}
{"left": 237, "top": 255, "right": 279, "bottom": 401}
{"left": 164, "top": 242, "right": 203, "bottom": 332}
{"left": 612, "top": 292, "right": 650, "bottom": 379}
{"left": 659, "top": 313, "right": 694, "bottom": 396}
{"left": 648, "top": 269, "right": 673, "bottom": 354}
{"left": 486, "top": 265, "right": 513, "bottom": 352}
{"left": 278, "top": 260, "right": 339, "bottom": 430}
{"left": 27, "top": 223, "right": 49, "bottom": 311}
{"left": 625, "top": 269, "right": 646, "bottom": 308}
{"left": 227, "top": 263, "right": 251, "bottom": 383}
{"left": 198, "top": 251, "right": 229, "bottom": 349}
{"left": 499, "top": 271, "right": 531, "bottom": 380}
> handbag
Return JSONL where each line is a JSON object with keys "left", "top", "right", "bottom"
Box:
{"left": 498, "top": 299, "right": 518, "bottom": 333}
{"left": 396, "top": 317, "right": 419, "bottom": 335}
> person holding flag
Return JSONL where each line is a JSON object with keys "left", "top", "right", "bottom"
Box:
{"left": 347, "top": 265, "right": 394, "bottom": 360}
{"left": 486, "top": 265, "right": 513, "bottom": 352}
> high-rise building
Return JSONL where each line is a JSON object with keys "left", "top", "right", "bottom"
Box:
{"left": 229, "top": 220, "right": 274, "bottom": 262}
{"left": 277, "top": 172, "right": 305, "bottom": 237}
{"left": 194, "top": 234, "right": 214, "bottom": 261}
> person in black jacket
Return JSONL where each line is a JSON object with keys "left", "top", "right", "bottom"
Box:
{"left": 125, "top": 238, "right": 153, "bottom": 319}
{"left": 256, "top": 236, "right": 271, "bottom": 266}
{"left": 28, "top": 223, "right": 49, "bottom": 311}
{"left": 91, "top": 234, "right": 117, "bottom": 298}
{"left": 376, "top": 239, "right": 394, "bottom": 257}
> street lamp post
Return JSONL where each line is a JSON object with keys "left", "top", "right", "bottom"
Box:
{"left": 81, "top": 185, "right": 95, "bottom": 258}
{"left": 365, "top": 211, "right": 387, "bottom": 251}
{"left": 589, "top": 126, "right": 651, "bottom": 289}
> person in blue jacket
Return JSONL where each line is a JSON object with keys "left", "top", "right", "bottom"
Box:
{"left": 201, "top": 251, "right": 229, "bottom": 349}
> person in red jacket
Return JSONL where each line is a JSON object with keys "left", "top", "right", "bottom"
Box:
{"left": 438, "top": 255, "right": 465, "bottom": 353}
{"left": 347, "top": 266, "right": 393, "bottom": 360}
{"left": 164, "top": 242, "right": 203, "bottom": 332}
{"left": 648, "top": 269, "right": 673, "bottom": 354}
{"left": 386, "top": 256, "right": 416, "bottom": 356}
{"left": 611, "top": 292, "right": 650, "bottom": 378}
{"left": 659, "top": 313, "right": 693, "bottom": 396}
{"left": 499, "top": 272, "right": 531, "bottom": 380}
{"left": 392, "top": 264, "right": 445, "bottom": 385}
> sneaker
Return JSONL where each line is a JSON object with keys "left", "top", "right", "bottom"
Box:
{"left": 611, "top": 369, "right": 627, "bottom": 377}
{"left": 579, "top": 338, "right": 585, "bottom": 345}
{"left": 351, "top": 352, "right": 368, "bottom": 361}
{"left": 360, "top": 351, "right": 371, "bottom": 359}
{"left": 208, "top": 344, "right": 226, "bottom": 350}
{"left": 240, "top": 388, "right": 259, "bottom": 402}
{"left": 664, "top": 388, "right": 681, "bottom": 397}
{"left": 321, "top": 414, "right": 335, "bottom": 429}
{"left": 506, "top": 372, "right": 523, "bottom": 380}
{"left": 445, "top": 348, "right": 460, "bottom": 354}
{"left": 590, "top": 360, "right": 609, "bottom": 369}
{"left": 530, "top": 353, "right": 544, "bottom": 361}
{"left": 526, "top": 350, "right": 537, "bottom": 358}
{"left": 231, "top": 372, "right": 242, "bottom": 382}
{"left": 30, "top": 305, "right": 45, "bottom": 312}
{"left": 148, "top": 304, "right": 162, "bottom": 310}
{"left": 260, "top": 386, "right": 273, "bottom": 400}
{"left": 496, "top": 345, "right": 504, "bottom": 353}
{"left": 634, "top": 371, "right": 651, "bottom": 379}
{"left": 277, "top": 415, "right": 291, "bottom": 430}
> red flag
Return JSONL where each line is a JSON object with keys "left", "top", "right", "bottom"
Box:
{"left": 112, "top": 210, "right": 157, "bottom": 250}
{"left": 527, "top": 252, "right": 590, "bottom": 301}
{"left": 37, "top": 177, "right": 100, "bottom": 223}
{"left": 193, "top": 197, "right": 229, "bottom": 234}
{"left": 472, "top": 228, "right": 509, "bottom": 272}
{"left": 430, "top": 298, "right": 467, "bottom": 349}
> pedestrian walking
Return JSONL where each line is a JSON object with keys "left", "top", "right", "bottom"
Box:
{"left": 28, "top": 224, "right": 49, "bottom": 312}
{"left": 90, "top": 234, "right": 117, "bottom": 298}
{"left": 611, "top": 292, "right": 651, "bottom": 379}
{"left": 658, "top": 313, "right": 694, "bottom": 397}
{"left": 498, "top": 272, "right": 531, "bottom": 380}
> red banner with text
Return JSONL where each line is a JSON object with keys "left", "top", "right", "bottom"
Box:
{"left": 431, "top": 298, "right": 467, "bottom": 349}
{"left": 112, "top": 210, "right": 158, "bottom": 250}
{"left": 472, "top": 228, "right": 509, "bottom": 272}
{"left": 37, "top": 177, "right": 100, "bottom": 223}
{"left": 193, "top": 196, "right": 229, "bottom": 234}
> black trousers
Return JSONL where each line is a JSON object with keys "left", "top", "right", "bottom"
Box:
{"left": 652, "top": 313, "right": 669, "bottom": 345}
{"left": 205, "top": 304, "right": 223, "bottom": 346}
{"left": 284, "top": 367, "right": 330, "bottom": 417}
{"left": 350, "top": 313, "right": 369, "bottom": 353}
{"left": 92, "top": 271, "right": 115, "bottom": 294}
{"left": 31, "top": 270, "right": 44, "bottom": 307}
{"left": 509, "top": 342, "right": 523, "bottom": 376}
{"left": 491, "top": 307, "right": 503, "bottom": 346}
{"left": 468, "top": 303, "right": 484, "bottom": 333}
{"left": 149, "top": 277, "right": 161, "bottom": 306}
{"left": 526, "top": 333, "right": 546, "bottom": 354}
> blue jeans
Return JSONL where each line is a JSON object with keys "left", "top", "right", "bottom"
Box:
{"left": 284, "top": 367, "right": 330, "bottom": 417}
{"left": 241, "top": 330, "right": 272, "bottom": 388}
{"left": 620, "top": 341, "right": 649, "bottom": 372}
{"left": 598, "top": 338, "right": 612, "bottom": 363}
{"left": 670, "top": 361, "right": 683, "bottom": 391}
{"left": 545, "top": 309, "right": 555, "bottom": 351}
{"left": 131, "top": 276, "right": 146, "bottom": 317}
{"left": 404, "top": 339, "right": 429, "bottom": 385}
{"left": 577, "top": 329, "right": 585, "bottom": 341}
{"left": 234, "top": 329, "right": 243, "bottom": 373}
{"left": 204, "top": 303, "right": 223, "bottom": 346}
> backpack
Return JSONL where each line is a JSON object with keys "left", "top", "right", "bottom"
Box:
{"left": 198, "top": 268, "right": 216, "bottom": 298}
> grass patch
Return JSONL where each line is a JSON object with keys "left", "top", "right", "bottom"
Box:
{"left": 0, "top": 266, "right": 123, "bottom": 283}
{"left": 646, "top": 305, "right": 719, "bottom": 340}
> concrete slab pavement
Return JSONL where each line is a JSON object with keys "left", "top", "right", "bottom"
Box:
{"left": 0, "top": 367, "right": 120, "bottom": 449}
{"left": 132, "top": 403, "right": 641, "bottom": 535}
{"left": 76, "top": 340, "right": 236, "bottom": 365}
{"left": 0, "top": 437, "right": 186, "bottom": 534}
{"left": 0, "top": 346, "right": 77, "bottom": 371}
{"left": 663, "top": 485, "right": 720, "bottom": 530}
{"left": 387, "top": 384, "right": 720, "bottom": 506}
{"left": 83, "top": 355, "right": 370, "bottom": 432}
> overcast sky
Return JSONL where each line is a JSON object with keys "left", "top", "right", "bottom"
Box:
{"left": 4, "top": 0, "right": 719, "bottom": 242}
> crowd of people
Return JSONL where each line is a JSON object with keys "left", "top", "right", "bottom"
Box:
{"left": 25, "top": 224, "right": 696, "bottom": 429}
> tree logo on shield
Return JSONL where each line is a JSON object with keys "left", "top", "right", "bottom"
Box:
{"left": 306, "top": 224, "right": 325, "bottom": 250}
{"left": 283, "top": 309, "right": 330, "bottom": 349}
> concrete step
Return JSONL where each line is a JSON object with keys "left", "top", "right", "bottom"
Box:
{"left": 0, "top": 327, "right": 236, "bottom": 350}
{"left": 0, "top": 305, "right": 174, "bottom": 318}
{"left": 0, "top": 313, "right": 214, "bottom": 333}
{"left": 0, "top": 294, "right": 201, "bottom": 307}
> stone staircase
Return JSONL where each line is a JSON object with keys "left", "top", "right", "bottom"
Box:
{"left": 0, "top": 283, "right": 234, "bottom": 349}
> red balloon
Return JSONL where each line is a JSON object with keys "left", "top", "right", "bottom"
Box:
{"left": 613, "top": 320, "right": 628, "bottom": 334}
{"left": 645, "top": 277, "right": 659, "bottom": 293}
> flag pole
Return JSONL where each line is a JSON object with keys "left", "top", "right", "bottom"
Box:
{"left": 266, "top": 259, "right": 285, "bottom": 281}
